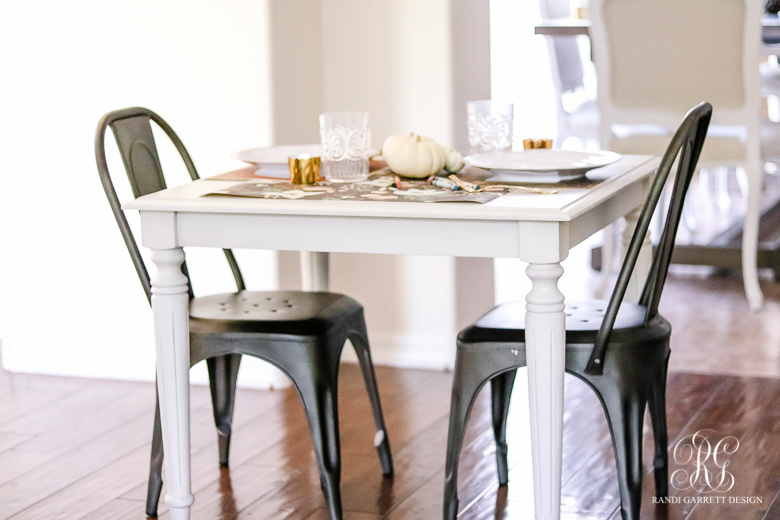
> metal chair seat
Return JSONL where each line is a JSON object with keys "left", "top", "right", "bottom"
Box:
{"left": 189, "top": 290, "right": 362, "bottom": 336}
{"left": 458, "top": 300, "right": 652, "bottom": 345}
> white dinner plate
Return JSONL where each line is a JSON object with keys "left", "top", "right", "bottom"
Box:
{"left": 231, "top": 144, "right": 323, "bottom": 177}
{"left": 465, "top": 149, "right": 621, "bottom": 177}
{"left": 232, "top": 144, "right": 323, "bottom": 165}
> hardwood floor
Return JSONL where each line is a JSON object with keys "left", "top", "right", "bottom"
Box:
{"left": 2, "top": 271, "right": 780, "bottom": 519}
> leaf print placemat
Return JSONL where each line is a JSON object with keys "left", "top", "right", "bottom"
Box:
{"left": 204, "top": 175, "right": 502, "bottom": 203}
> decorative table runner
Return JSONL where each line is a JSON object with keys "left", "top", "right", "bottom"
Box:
{"left": 205, "top": 174, "right": 501, "bottom": 203}
{"left": 204, "top": 166, "right": 606, "bottom": 204}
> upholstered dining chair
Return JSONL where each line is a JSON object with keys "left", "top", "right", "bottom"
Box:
{"left": 537, "top": 0, "right": 599, "bottom": 145}
{"left": 537, "top": 0, "right": 619, "bottom": 300}
{"left": 443, "top": 102, "right": 712, "bottom": 520}
{"left": 95, "top": 107, "right": 393, "bottom": 520}
{"left": 589, "top": 0, "right": 771, "bottom": 310}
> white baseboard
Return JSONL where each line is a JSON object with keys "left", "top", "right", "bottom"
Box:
{"left": 0, "top": 331, "right": 454, "bottom": 390}
{"left": 340, "top": 332, "right": 456, "bottom": 371}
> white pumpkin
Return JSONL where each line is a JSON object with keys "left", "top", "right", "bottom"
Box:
{"left": 382, "top": 134, "right": 446, "bottom": 178}
{"left": 382, "top": 132, "right": 415, "bottom": 159}
{"left": 441, "top": 147, "right": 465, "bottom": 173}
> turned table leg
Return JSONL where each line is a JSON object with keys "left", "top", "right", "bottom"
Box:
{"left": 151, "top": 248, "right": 193, "bottom": 520}
{"left": 300, "top": 251, "right": 331, "bottom": 291}
{"left": 525, "top": 262, "right": 566, "bottom": 520}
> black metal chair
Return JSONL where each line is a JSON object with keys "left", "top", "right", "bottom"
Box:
{"left": 443, "top": 102, "right": 712, "bottom": 520}
{"left": 95, "top": 107, "right": 393, "bottom": 520}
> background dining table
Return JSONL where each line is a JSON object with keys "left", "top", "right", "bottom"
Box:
{"left": 535, "top": 14, "right": 780, "bottom": 41}
{"left": 124, "top": 154, "right": 659, "bottom": 520}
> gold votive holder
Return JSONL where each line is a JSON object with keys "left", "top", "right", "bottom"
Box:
{"left": 571, "top": 6, "right": 589, "bottom": 20}
{"left": 522, "top": 138, "right": 553, "bottom": 150}
{"left": 288, "top": 154, "right": 321, "bottom": 184}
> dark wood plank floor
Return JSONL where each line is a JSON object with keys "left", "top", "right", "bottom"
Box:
{"left": 2, "top": 272, "right": 780, "bottom": 519}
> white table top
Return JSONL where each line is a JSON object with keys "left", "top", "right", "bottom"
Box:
{"left": 125, "top": 155, "right": 656, "bottom": 223}
{"left": 126, "top": 154, "right": 658, "bottom": 264}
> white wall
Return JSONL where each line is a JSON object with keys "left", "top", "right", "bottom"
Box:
{"left": 489, "top": 0, "right": 605, "bottom": 304}
{"left": 0, "top": 0, "right": 282, "bottom": 386}
{"left": 0, "top": 0, "right": 497, "bottom": 385}
{"left": 490, "top": 0, "right": 557, "bottom": 143}
{"left": 319, "top": 0, "right": 495, "bottom": 369}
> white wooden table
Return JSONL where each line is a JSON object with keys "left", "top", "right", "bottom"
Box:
{"left": 124, "top": 154, "right": 658, "bottom": 520}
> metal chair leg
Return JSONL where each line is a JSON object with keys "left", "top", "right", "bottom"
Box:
{"left": 350, "top": 324, "right": 394, "bottom": 476}
{"left": 596, "top": 387, "right": 647, "bottom": 520}
{"left": 206, "top": 354, "right": 242, "bottom": 466}
{"left": 647, "top": 352, "right": 670, "bottom": 499}
{"left": 443, "top": 378, "right": 482, "bottom": 520}
{"left": 490, "top": 369, "right": 517, "bottom": 486}
{"left": 444, "top": 349, "right": 508, "bottom": 520}
{"left": 294, "top": 369, "right": 343, "bottom": 520}
{"left": 146, "top": 388, "right": 164, "bottom": 518}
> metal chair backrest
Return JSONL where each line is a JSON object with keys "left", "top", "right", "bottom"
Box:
{"left": 585, "top": 102, "right": 713, "bottom": 375}
{"left": 95, "top": 107, "right": 245, "bottom": 304}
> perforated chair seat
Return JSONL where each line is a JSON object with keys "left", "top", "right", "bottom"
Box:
{"left": 458, "top": 300, "right": 665, "bottom": 347}
{"left": 189, "top": 291, "right": 362, "bottom": 336}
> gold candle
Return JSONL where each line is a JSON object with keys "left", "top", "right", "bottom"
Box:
{"left": 522, "top": 138, "right": 553, "bottom": 149}
{"left": 288, "top": 154, "right": 321, "bottom": 184}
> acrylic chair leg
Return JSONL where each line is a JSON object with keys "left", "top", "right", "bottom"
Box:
{"left": 206, "top": 354, "right": 242, "bottom": 466}
{"left": 647, "top": 352, "right": 670, "bottom": 499}
{"left": 622, "top": 208, "right": 653, "bottom": 304}
{"left": 735, "top": 165, "right": 749, "bottom": 199}
{"left": 595, "top": 224, "right": 615, "bottom": 299}
{"left": 599, "top": 390, "right": 646, "bottom": 520}
{"left": 146, "top": 389, "right": 165, "bottom": 517}
{"left": 683, "top": 188, "right": 700, "bottom": 231}
{"left": 349, "top": 324, "right": 394, "bottom": 476}
{"left": 716, "top": 167, "right": 731, "bottom": 212}
{"left": 490, "top": 369, "right": 517, "bottom": 486}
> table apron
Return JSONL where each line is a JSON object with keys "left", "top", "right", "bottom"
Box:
{"left": 139, "top": 211, "right": 580, "bottom": 263}
{"left": 138, "top": 175, "right": 648, "bottom": 263}
{"left": 567, "top": 180, "right": 647, "bottom": 247}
